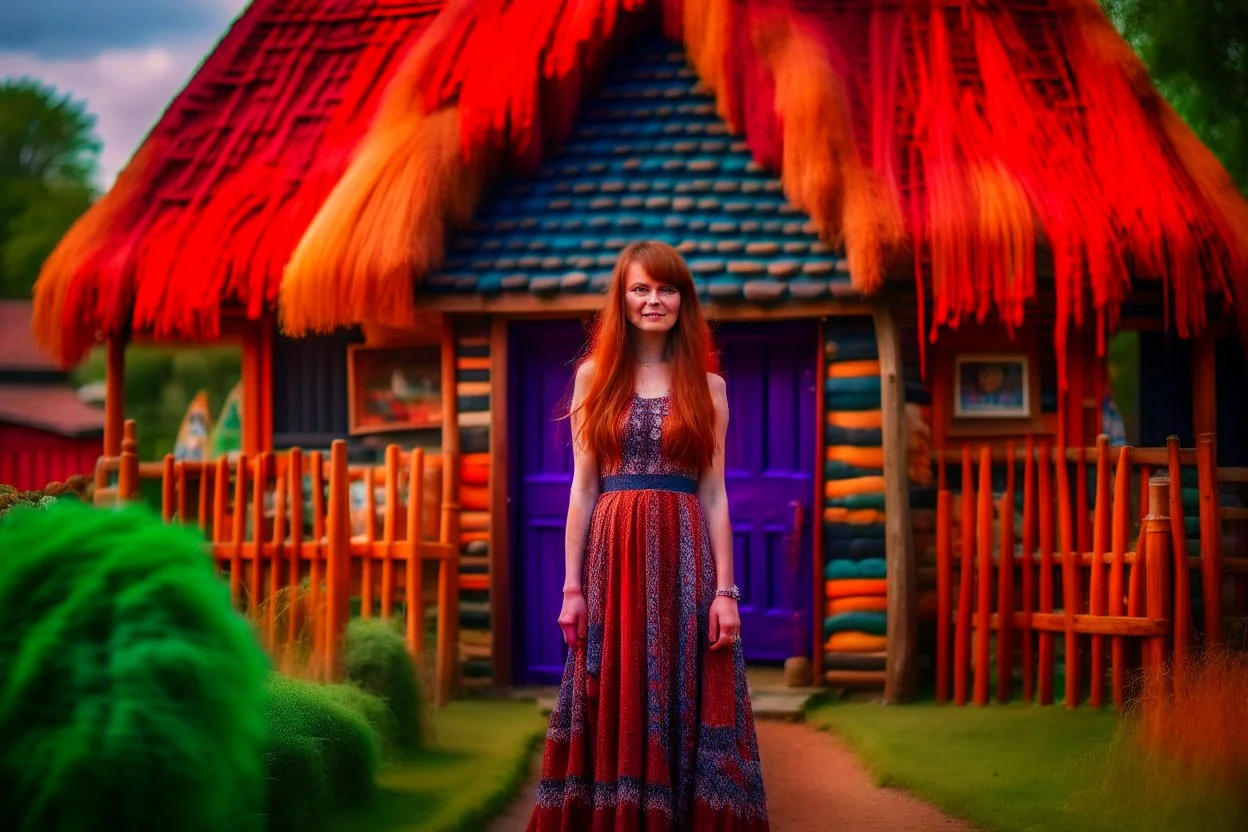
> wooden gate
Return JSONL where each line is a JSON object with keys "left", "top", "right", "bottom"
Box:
{"left": 931, "top": 433, "right": 1247, "bottom": 709}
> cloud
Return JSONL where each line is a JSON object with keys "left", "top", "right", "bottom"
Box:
{"left": 0, "top": 1, "right": 246, "bottom": 59}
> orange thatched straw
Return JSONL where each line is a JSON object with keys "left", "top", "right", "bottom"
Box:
{"left": 281, "top": 106, "right": 479, "bottom": 335}
{"left": 752, "top": 9, "right": 904, "bottom": 293}
{"left": 282, "top": 0, "right": 653, "bottom": 335}
{"left": 682, "top": 0, "right": 733, "bottom": 122}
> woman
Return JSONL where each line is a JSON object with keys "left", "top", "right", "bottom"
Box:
{"left": 527, "top": 241, "right": 770, "bottom": 831}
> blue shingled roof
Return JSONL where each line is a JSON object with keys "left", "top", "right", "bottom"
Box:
{"left": 427, "top": 38, "right": 855, "bottom": 304}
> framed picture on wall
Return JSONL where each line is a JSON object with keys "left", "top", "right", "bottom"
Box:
{"left": 953, "top": 354, "right": 1031, "bottom": 419}
{"left": 347, "top": 343, "right": 442, "bottom": 435}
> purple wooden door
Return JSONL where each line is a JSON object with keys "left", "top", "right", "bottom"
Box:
{"left": 510, "top": 319, "right": 817, "bottom": 684}
{"left": 718, "top": 321, "right": 818, "bottom": 662}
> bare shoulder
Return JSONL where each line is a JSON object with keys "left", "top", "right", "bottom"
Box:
{"left": 706, "top": 372, "right": 728, "bottom": 418}
{"left": 574, "top": 358, "right": 598, "bottom": 390}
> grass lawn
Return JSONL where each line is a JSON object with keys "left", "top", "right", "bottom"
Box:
{"left": 329, "top": 699, "right": 546, "bottom": 832}
{"left": 805, "top": 695, "right": 1232, "bottom": 832}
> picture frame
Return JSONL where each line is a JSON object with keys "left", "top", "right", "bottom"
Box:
{"left": 347, "top": 342, "right": 443, "bottom": 435}
{"left": 953, "top": 353, "right": 1031, "bottom": 419}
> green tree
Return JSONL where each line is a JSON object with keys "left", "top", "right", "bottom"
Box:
{"left": 1102, "top": 0, "right": 1248, "bottom": 192}
{"left": 0, "top": 78, "right": 100, "bottom": 298}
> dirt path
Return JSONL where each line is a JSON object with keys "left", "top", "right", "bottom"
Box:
{"left": 489, "top": 720, "right": 974, "bottom": 831}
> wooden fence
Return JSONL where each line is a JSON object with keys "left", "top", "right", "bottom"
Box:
{"left": 932, "top": 433, "right": 1248, "bottom": 710}
{"left": 97, "top": 420, "right": 461, "bottom": 706}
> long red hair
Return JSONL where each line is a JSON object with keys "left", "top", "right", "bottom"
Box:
{"left": 573, "top": 241, "right": 720, "bottom": 472}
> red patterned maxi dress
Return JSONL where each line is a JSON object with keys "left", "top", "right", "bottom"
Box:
{"left": 527, "top": 393, "right": 770, "bottom": 831}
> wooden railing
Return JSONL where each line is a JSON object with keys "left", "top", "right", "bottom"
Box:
{"left": 931, "top": 433, "right": 1247, "bottom": 710}
{"left": 99, "top": 420, "right": 461, "bottom": 707}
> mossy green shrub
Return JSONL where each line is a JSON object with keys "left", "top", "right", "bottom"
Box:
{"left": 261, "top": 727, "right": 328, "bottom": 832}
{"left": 0, "top": 501, "right": 270, "bottom": 831}
{"left": 319, "top": 681, "right": 400, "bottom": 759}
{"left": 0, "top": 476, "right": 89, "bottom": 520}
{"left": 343, "top": 617, "right": 427, "bottom": 753}
{"left": 262, "top": 675, "right": 380, "bottom": 829}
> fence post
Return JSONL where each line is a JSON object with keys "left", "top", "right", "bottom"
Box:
{"left": 162, "top": 454, "right": 176, "bottom": 522}
{"left": 935, "top": 487, "right": 952, "bottom": 705}
{"left": 997, "top": 441, "right": 1016, "bottom": 705}
{"left": 1021, "top": 436, "right": 1037, "bottom": 704}
{"left": 436, "top": 449, "right": 462, "bottom": 708}
{"left": 974, "top": 446, "right": 993, "bottom": 706}
{"left": 117, "top": 420, "right": 139, "bottom": 502}
{"left": 230, "top": 453, "right": 248, "bottom": 609}
{"left": 1089, "top": 435, "right": 1110, "bottom": 709}
{"left": 250, "top": 453, "right": 268, "bottom": 617}
{"left": 1056, "top": 436, "right": 1080, "bottom": 710}
{"left": 1109, "top": 445, "right": 1131, "bottom": 710}
{"left": 1166, "top": 436, "right": 1192, "bottom": 679}
{"left": 1196, "top": 434, "right": 1224, "bottom": 649}
{"left": 406, "top": 449, "right": 425, "bottom": 657}
{"left": 955, "top": 444, "right": 974, "bottom": 706}
{"left": 286, "top": 448, "right": 305, "bottom": 658}
{"left": 1143, "top": 477, "right": 1172, "bottom": 693}
{"left": 325, "top": 440, "right": 351, "bottom": 682}
{"left": 382, "top": 445, "right": 400, "bottom": 621}
{"left": 1037, "top": 439, "right": 1055, "bottom": 706}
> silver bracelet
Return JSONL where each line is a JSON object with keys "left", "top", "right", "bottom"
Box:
{"left": 715, "top": 585, "right": 740, "bottom": 601}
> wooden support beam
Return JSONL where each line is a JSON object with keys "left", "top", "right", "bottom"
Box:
{"left": 1192, "top": 332, "right": 1216, "bottom": 439}
{"left": 812, "top": 318, "right": 827, "bottom": 686}
{"left": 437, "top": 314, "right": 462, "bottom": 705}
{"left": 241, "top": 320, "right": 263, "bottom": 456}
{"left": 873, "top": 297, "right": 916, "bottom": 704}
{"left": 104, "top": 337, "right": 126, "bottom": 457}
{"left": 489, "top": 316, "right": 513, "bottom": 687}
{"left": 260, "top": 313, "right": 274, "bottom": 453}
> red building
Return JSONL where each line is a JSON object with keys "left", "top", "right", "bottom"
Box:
{"left": 0, "top": 301, "right": 103, "bottom": 491}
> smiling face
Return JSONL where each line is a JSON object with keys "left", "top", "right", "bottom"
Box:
{"left": 623, "top": 260, "right": 682, "bottom": 333}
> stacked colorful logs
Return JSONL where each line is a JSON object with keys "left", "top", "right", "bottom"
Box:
{"left": 822, "top": 320, "right": 889, "bottom": 680}
{"left": 454, "top": 324, "right": 494, "bottom": 686}
{"left": 821, "top": 320, "right": 933, "bottom": 683}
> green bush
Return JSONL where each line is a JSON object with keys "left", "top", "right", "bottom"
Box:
{"left": 319, "top": 681, "right": 400, "bottom": 760}
{"left": 261, "top": 729, "right": 327, "bottom": 832}
{"left": 343, "top": 617, "right": 427, "bottom": 753}
{"left": 0, "top": 501, "right": 270, "bottom": 831}
{"left": 262, "top": 675, "right": 380, "bottom": 830}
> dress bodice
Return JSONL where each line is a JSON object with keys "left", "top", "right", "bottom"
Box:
{"left": 600, "top": 393, "right": 699, "bottom": 480}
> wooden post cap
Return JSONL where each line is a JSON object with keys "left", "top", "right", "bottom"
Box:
{"left": 1147, "top": 476, "right": 1170, "bottom": 518}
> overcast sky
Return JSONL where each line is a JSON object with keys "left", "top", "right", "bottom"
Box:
{"left": 0, "top": 0, "right": 251, "bottom": 188}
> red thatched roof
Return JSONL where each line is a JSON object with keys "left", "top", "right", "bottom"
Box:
{"left": 33, "top": 0, "right": 1248, "bottom": 383}
{"left": 32, "top": 0, "right": 446, "bottom": 364}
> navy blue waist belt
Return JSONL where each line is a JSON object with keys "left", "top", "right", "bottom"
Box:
{"left": 600, "top": 474, "right": 698, "bottom": 495}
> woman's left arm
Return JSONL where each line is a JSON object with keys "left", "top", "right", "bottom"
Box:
{"left": 699, "top": 373, "right": 739, "bottom": 651}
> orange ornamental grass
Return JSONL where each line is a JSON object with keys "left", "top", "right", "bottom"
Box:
{"left": 1137, "top": 649, "right": 1248, "bottom": 792}
{"left": 1104, "top": 649, "right": 1248, "bottom": 830}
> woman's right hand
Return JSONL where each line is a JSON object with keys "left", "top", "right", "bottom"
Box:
{"left": 558, "top": 589, "right": 587, "bottom": 648}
